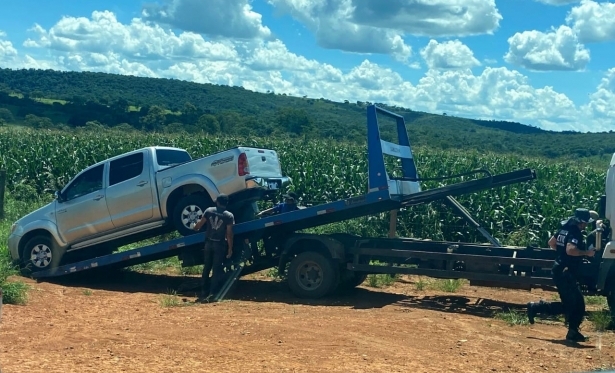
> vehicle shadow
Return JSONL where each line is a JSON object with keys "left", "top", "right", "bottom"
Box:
{"left": 40, "top": 269, "right": 533, "bottom": 317}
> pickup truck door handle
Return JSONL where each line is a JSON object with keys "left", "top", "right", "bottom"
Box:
{"left": 57, "top": 209, "right": 67, "bottom": 214}
{"left": 93, "top": 195, "right": 104, "bottom": 201}
{"left": 137, "top": 180, "right": 149, "bottom": 187}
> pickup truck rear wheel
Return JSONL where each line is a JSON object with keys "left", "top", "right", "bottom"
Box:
{"left": 173, "top": 194, "right": 212, "bottom": 236}
{"left": 22, "top": 235, "right": 63, "bottom": 273}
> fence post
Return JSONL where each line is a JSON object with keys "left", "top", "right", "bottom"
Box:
{"left": 0, "top": 170, "right": 5, "bottom": 219}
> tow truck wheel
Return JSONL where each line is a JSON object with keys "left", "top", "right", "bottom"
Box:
{"left": 173, "top": 194, "right": 211, "bottom": 236}
{"left": 287, "top": 251, "right": 339, "bottom": 299}
{"left": 21, "top": 235, "right": 62, "bottom": 273}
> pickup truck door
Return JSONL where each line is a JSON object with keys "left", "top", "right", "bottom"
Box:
{"left": 56, "top": 163, "right": 114, "bottom": 243}
{"left": 105, "top": 151, "right": 155, "bottom": 228}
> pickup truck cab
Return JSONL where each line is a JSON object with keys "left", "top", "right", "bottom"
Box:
{"left": 9, "top": 145, "right": 291, "bottom": 272}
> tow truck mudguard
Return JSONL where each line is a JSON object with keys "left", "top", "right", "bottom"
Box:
{"left": 278, "top": 233, "right": 346, "bottom": 274}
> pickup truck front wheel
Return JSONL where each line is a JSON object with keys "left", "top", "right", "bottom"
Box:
{"left": 173, "top": 194, "right": 212, "bottom": 236}
{"left": 22, "top": 235, "right": 63, "bottom": 273}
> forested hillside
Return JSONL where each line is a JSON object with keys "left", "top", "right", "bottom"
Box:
{"left": 0, "top": 67, "right": 614, "bottom": 161}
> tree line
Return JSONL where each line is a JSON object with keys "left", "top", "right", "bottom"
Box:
{"left": 0, "top": 67, "right": 614, "bottom": 161}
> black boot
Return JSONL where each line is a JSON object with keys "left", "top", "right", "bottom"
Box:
{"left": 527, "top": 300, "right": 553, "bottom": 324}
{"left": 527, "top": 301, "right": 546, "bottom": 324}
{"left": 566, "top": 328, "right": 588, "bottom": 342}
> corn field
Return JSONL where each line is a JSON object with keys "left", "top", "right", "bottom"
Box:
{"left": 0, "top": 126, "right": 608, "bottom": 248}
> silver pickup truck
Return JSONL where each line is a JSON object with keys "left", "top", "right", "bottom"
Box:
{"left": 9, "top": 145, "right": 291, "bottom": 272}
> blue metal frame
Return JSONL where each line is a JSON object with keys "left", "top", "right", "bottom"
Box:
{"left": 366, "top": 105, "right": 420, "bottom": 193}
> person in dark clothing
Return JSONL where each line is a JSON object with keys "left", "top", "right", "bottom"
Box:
{"left": 257, "top": 192, "right": 300, "bottom": 217}
{"left": 526, "top": 208, "right": 596, "bottom": 342}
{"left": 254, "top": 192, "right": 301, "bottom": 259}
{"left": 193, "top": 193, "right": 234, "bottom": 301}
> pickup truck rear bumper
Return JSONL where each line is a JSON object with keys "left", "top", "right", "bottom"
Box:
{"left": 230, "top": 176, "right": 292, "bottom": 207}
{"left": 247, "top": 176, "right": 292, "bottom": 191}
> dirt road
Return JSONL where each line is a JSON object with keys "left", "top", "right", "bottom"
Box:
{"left": 1, "top": 271, "right": 614, "bottom": 373}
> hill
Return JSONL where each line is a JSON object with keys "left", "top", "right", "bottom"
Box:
{"left": 0, "top": 67, "right": 614, "bottom": 161}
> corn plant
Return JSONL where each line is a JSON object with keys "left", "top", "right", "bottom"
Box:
{"left": 0, "top": 126, "right": 608, "bottom": 247}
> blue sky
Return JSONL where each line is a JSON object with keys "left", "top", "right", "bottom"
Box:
{"left": 0, "top": 0, "right": 614, "bottom": 132}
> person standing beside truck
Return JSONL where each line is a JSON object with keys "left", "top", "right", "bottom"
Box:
{"left": 527, "top": 208, "right": 596, "bottom": 343}
{"left": 193, "top": 194, "right": 235, "bottom": 301}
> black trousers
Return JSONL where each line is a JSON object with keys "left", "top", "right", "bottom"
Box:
{"left": 542, "top": 265, "right": 586, "bottom": 330}
{"left": 201, "top": 240, "right": 226, "bottom": 296}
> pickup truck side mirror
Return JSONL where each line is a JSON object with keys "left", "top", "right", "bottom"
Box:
{"left": 55, "top": 190, "right": 64, "bottom": 203}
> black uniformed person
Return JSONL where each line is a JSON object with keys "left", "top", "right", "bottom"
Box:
{"left": 526, "top": 208, "right": 596, "bottom": 342}
{"left": 193, "top": 194, "right": 234, "bottom": 301}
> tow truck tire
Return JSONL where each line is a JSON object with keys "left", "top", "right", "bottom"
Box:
{"left": 173, "top": 194, "right": 211, "bottom": 236}
{"left": 21, "top": 235, "right": 63, "bottom": 274}
{"left": 287, "top": 251, "right": 339, "bottom": 299}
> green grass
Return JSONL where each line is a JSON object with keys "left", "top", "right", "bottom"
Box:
{"left": 366, "top": 273, "right": 399, "bottom": 288}
{"left": 586, "top": 295, "right": 608, "bottom": 307}
{"left": 495, "top": 309, "right": 530, "bottom": 326}
{"left": 1, "top": 280, "right": 29, "bottom": 305}
{"left": 158, "top": 289, "right": 194, "bottom": 307}
{"left": 0, "top": 192, "right": 48, "bottom": 305}
{"left": 589, "top": 309, "right": 614, "bottom": 332}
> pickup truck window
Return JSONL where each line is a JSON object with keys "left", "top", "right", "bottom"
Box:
{"left": 65, "top": 164, "right": 104, "bottom": 200}
{"left": 109, "top": 152, "right": 144, "bottom": 186}
{"left": 156, "top": 149, "right": 191, "bottom": 166}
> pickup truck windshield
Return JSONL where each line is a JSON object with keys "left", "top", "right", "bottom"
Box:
{"left": 156, "top": 149, "right": 192, "bottom": 166}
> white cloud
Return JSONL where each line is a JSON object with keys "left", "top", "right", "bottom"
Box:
{"left": 3, "top": 10, "right": 615, "bottom": 133}
{"left": 566, "top": 0, "right": 615, "bottom": 43}
{"left": 23, "top": 11, "right": 239, "bottom": 62}
{"left": 350, "top": 0, "right": 503, "bottom": 37}
{"left": 582, "top": 68, "right": 615, "bottom": 121}
{"left": 420, "top": 40, "right": 481, "bottom": 70}
{"left": 535, "top": 0, "right": 580, "bottom": 5}
{"left": 504, "top": 25, "right": 590, "bottom": 71}
{"left": 244, "top": 40, "right": 321, "bottom": 71}
{"left": 142, "top": 0, "right": 272, "bottom": 39}
{"left": 266, "top": 0, "right": 413, "bottom": 61}
{"left": 0, "top": 30, "right": 17, "bottom": 57}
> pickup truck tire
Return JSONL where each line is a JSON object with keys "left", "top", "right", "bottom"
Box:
{"left": 22, "top": 235, "right": 63, "bottom": 273}
{"left": 172, "top": 194, "right": 212, "bottom": 236}
{"left": 287, "top": 251, "right": 339, "bottom": 299}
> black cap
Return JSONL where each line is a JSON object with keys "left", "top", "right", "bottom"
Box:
{"left": 561, "top": 208, "right": 595, "bottom": 226}
{"left": 216, "top": 193, "right": 229, "bottom": 206}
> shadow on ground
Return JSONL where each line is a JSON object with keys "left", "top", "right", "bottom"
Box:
{"left": 526, "top": 336, "right": 595, "bottom": 349}
{"left": 37, "top": 269, "right": 535, "bottom": 316}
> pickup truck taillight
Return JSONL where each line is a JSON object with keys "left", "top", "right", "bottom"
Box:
{"left": 238, "top": 152, "right": 250, "bottom": 176}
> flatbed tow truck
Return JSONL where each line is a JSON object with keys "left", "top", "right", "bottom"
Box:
{"left": 29, "top": 105, "right": 615, "bottom": 318}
